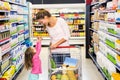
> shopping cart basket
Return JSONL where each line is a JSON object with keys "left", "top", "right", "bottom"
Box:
{"left": 48, "top": 46, "right": 82, "bottom": 80}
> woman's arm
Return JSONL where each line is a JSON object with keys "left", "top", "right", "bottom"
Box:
{"left": 50, "top": 38, "right": 66, "bottom": 49}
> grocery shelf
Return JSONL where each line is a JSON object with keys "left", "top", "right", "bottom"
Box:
{"left": 99, "top": 20, "right": 116, "bottom": 24}
{"left": 18, "top": 21, "right": 27, "bottom": 24}
{"left": 33, "top": 25, "right": 43, "bottom": 26}
{"left": 11, "top": 33, "right": 18, "bottom": 37}
{"left": 98, "top": 10, "right": 116, "bottom": 13}
{"left": 70, "top": 37, "right": 85, "bottom": 40}
{"left": 90, "top": 12, "right": 94, "bottom": 14}
{"left": 18, "top": 30, "right": 25, "bottom": 35}
{"left": 116, "top": 21, "right": 120, "bottom": 24}
{"left": 11, "top": 21, "right": 26, "bottom": 24}
{"left": 99, "top": 39, "right": 120, "bottom": 55}
{"left": 10, "top": 64, "right": 24, "bottom": 80}
{"left": 89, "top": 28, "right": 98, "bottom": 33}
{"left": 0, "top": 18, "right": 9, "bottom": 21}
{"left": 86, "top": 0, "right": 120, "bottom": 80}
{"left": 2, "top": 56, "right": 11, "bottom": 64}
{"left": 60, "top": 12, "right": 85, "bottom": 14}
{"left": 0, "top": 10, "right": 10, "bottom": 13}
{"left": 2, "top": 48, "right": 11, "bottom": 56}
{"left": 99, "top": 48, "right": 120, "bottom": 71}
{"left": 91, "top": 2, "right": 99, "bottom": 6}
{"left": 0, "top": 38, "right": 10, "bottom": 45}
{"left": 2, "top": 64, "right": 11, "bottom": 74}
{"left": 12, "top": 52, "right": 24, "bottom": 61}
{"left": 0, "top": 28, "right": 10, "bottom": 33}
{"left": 10, "top": 21, "right": 19, "bottom": 24}
{"left": 4, "top": 0, "right": 27, "bottom": 7}
{"left": 43, "top": 37, "right": 50, "bottom": 40}
{"left": 91, "top": 0, "right": 107, "bottom": 6}
{"left": 88, "top": 53, "right": 109, "bottom": 80}
{"left": 63, "top": 17, "right": 85, "bottom": 19}
{"left": 11, "top": 40, "right": 25, "bottom": 50}
{"left": 17, "top": 13, "right": 28, "bottom": 15}
{"left": 91, "top": 20, "right": 99, "bottom": 22}
{"left": 99, "top": 29, "right": 120, "bottom": 39}
{"left": 10, "top": 10, "right": 17, "bottom": 12}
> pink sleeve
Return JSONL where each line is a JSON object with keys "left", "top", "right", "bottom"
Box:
{"left": 35, "top": 41, "right": 41, "bottom": 56}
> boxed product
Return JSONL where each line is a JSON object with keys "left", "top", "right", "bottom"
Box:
{"left": 93, "top": 32, "right": 99, "bottom": 44}
{"left": 93, "top": 22, "right": 99, "bottom": 30}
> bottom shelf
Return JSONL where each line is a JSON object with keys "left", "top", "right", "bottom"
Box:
{"left": 10, "top": 64, "right": 24, "bottom": 80}
{"left": 88, "top": 53, "right": 108, "bottom": 80}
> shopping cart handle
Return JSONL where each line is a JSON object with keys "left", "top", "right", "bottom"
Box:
{"left": 56, "top": 46, "right": 79, "bottom": 48}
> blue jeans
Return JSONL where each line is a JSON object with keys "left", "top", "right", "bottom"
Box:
{"left": 28, "top": 73, "right": 39, "bottom": 80}
{"left": 52, "top": 53, "right": 70, "bottom": 67}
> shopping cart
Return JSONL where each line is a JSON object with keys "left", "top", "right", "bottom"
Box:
{"left": 48, "top": 46, "right": 82, "bottom": 80}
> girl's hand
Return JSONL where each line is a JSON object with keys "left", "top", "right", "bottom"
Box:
{"left": 37, "top": 36, "right": 42, "bottom": 41}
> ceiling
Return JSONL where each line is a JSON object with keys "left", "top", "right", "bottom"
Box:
{"left": 27, "top": 0, "right": 85, "bottom": 4}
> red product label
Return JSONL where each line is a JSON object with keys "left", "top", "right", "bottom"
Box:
{"left": 0, "top": 78, "right": 7, "bottom": 80}
{"left": 117, "top": 24, "right": 120, "bottom": 28}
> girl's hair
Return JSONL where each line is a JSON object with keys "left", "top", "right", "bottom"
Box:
{"left": 24, "top": 47, "right": 35, "bottom": 70}
{"left": 36, "top": 9, "right": 51, "bottom": 20}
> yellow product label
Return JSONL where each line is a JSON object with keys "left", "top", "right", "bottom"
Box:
{"left": 51, "top": 75, "right": 56, "bottom": 80}
{"left": 3, "top": 2, "right": 11, "bottom": 11}
{"left": 80, "top": 32, "right": 85, "bottom": 36}
{"left": 116, "top": 40, "right": 120, "bottom": 44}
{"left": 117, "top": 10, "right": 120, "bottom": 13}
{"left": 81, "top": 20, "right": 85, "bottom": 24}
{"left": 117, "top": 55, "right": 120, "bottom": 61}
{"left": 112, "top": 73, "right": 120, "bottom": 80}
{"left": 116, "top": 40, "right": 120, "bottom": 51}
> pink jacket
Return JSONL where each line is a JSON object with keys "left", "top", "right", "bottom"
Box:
{"left": 31, "top": 41, "right": 42, "bottom": 74}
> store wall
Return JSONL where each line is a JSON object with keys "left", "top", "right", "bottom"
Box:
{"left": 27, "top": 0, "right": 85, "bottom": 4}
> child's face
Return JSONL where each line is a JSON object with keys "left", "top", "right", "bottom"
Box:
{"left": 31, "top": 47, "right": 36, "bottom": 54}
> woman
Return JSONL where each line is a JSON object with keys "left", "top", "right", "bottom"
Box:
{"left": 36, "top": 9, "right": 70, "bottom": 66}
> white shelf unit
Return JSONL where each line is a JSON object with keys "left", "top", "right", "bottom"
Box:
{"left": 86, "top": 0, "right": 120, "bottom": 80}
{"left": 31, "top": 4, "right": 85, "bottom": 46}
{"left": 0, "top": 0, "right": 29, "bottom": 79}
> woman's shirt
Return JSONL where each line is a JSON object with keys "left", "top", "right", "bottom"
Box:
{"left": 46, "top": 17, "right": 70, "bottom": 53}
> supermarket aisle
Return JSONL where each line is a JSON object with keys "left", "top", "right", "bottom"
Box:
{"left": 16, "top": 46, "right": 104, "bottom": 80}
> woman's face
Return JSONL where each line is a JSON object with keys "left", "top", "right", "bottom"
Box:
{"left": 38, "top": 16, "right": 49, "bottom": 25}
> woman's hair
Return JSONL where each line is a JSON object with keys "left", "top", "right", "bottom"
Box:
{"left": 36, "top": 9, "right": 51, "bottom": 20}
{"left": 24, "top": 47, "right": 35, "bottom": 70}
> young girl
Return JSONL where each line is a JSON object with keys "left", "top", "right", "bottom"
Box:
{"left": 24, "top": 37, "right": 42, "bottom": 80}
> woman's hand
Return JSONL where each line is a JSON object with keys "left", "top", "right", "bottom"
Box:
{"left": 50, "top": 44, "right": 58, "bottom": 49}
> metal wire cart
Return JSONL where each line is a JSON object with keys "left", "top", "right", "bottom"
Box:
{"left": 48, "top": 46, "right": 82, "bottom": 80}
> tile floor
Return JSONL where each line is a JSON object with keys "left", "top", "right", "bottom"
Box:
{"left": 16, "top": 46, "right": 104, "bottom": 80}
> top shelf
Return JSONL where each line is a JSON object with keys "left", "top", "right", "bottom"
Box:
{"left": 4, "top": 0, "right": 27, "bottom": 7}
{"left": 0, "top": 10, "right": 10, "bottom": 13}
{"left": 59, "top": 12, "right": 85, "bottom": 14}
{"left": 91, "top": 0, "right": 108, "bottom": 6}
